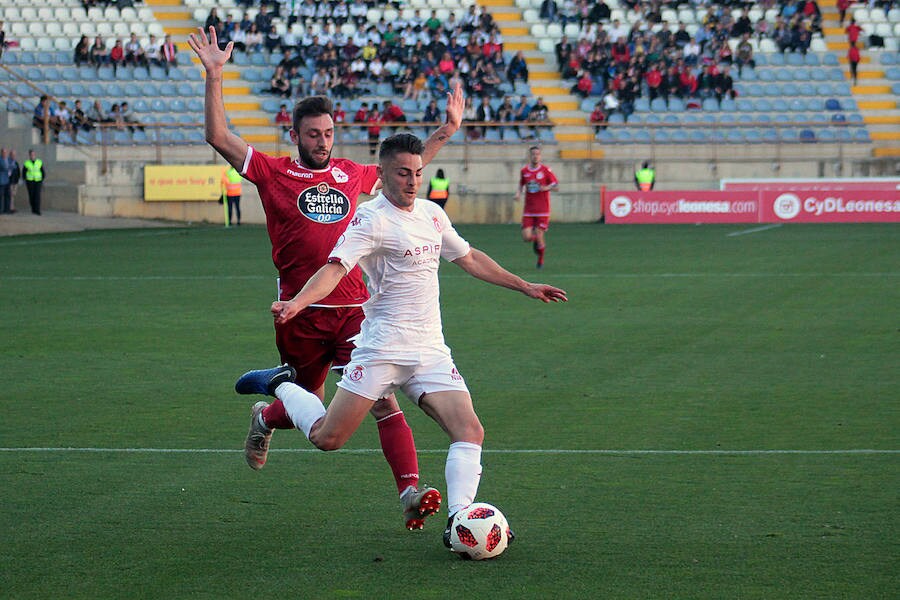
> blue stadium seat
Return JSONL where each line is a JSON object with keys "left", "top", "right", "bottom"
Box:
{"left": 70, "top": 83, "right": 87, "bottom": 97}
{"left": 167, "top": 68, "right": 186, "bottom": 82}
{"left": 725, "top": 129, "right": 744, "bottom": 143}
{"left": 775, "top": 69, "right": 792, "bottom": 82}
{"left": 133, "top": 67, "right": 150, "bottom": 81}
{"left": 702, "top": 98, "right": 719, "bottom": 111}
{"left": 633, "top": 97, "right": 650, "bottom": 112}
{"left": 142, "top": 83, "right": 160, "bottom": 97}
{"left": 789, "top": 98, "right": 806, "bottom": 112}
{"left": 779, "top": 127, "right": 799, "bottom": 142}
{"left": 827, "top": 68, "right": 844, "bottom": 81}
{"left": 810, "top": 68, "right": 828, "bottom": 82}
{"left": 782, "top": 82, "right": 799, "bottom": 96}
{"left": 97, "top": 67, "right": 115, "bottom": 81}
{"left": 150, "top": 98, "right": 167, "bottom": 112}
{"left": 758, "top": 69, "right": 775, "bottom": 82}
{"left": 882, "top": 54, "right": 898, "bottom": 66}
{"left": 735, "top": 98, "right": 754, "bottom": 111}
{"left": 107, "top": 83, "right": 124, "bottom": 98}
{"left": 250, "top": 53, "right": 267, "bottom": 67}
{"left": 670, "top": 128, "right": 690, "bottom": 143}
{"left": 786, "top": 53, "right": 805, "bottom": 67}
{"left": 843, "top": 98, "right": 858, "bottom": 110}
{"left": 771, "top": 98, "right": 789, "bottom": 112}
{"left": 159, "top": 82, "right": 177, "bottom": 96}
{"left": 768, "top": 54, "right": 785, "bottom": 67}
{"left": 644, "top": 113, "right": 662, "bottom": 124}
{"left": 50, "top": 83, "right": 69, "bottom": 98}
{"left": 60, "top": 66, "right": 81, "bottom": 81}
{"left": 86, "top": 83, "right": 105, "bottom": 97}
{"left": 823, "top": 54, "right": 839, "bottom": 66}
{"left": 744, "top": 128, "right": 763, "bottom": 143}
{"left": 186, "top": 98, "right": 203, "bottom": 112}
{"left": 886, "top": 67, "right": 900, "bottom": 80}
{"left": 817, "top": 128, "right": 837, "bottom": 141}
{"left": 799, "top": 128, "right": 816, "bottom": 142}
{"left": 132, "top": 99, "right": 149, "bottom": 113}
{"left": 650, "top": 98, "right": 667, "bottom": 112}
{"left": 853, "top": 128, "right": 870, "bottom": 143}
{"left": 804, "top": 54, "right": 821, "bottom": 67}
{"left": 720, "top": 98, "right": 736, "bottom": 112}
{"left": 668, "top": 98, "right": 685, "bottom": 112}
{"left": 793, "top": 68, "right": 811, "bottom": 81}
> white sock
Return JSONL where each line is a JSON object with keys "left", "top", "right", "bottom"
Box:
{"left": 276, "top": 382, "right": 326, "bottom": 438}
{"left": 445, "top": 441, "right": 482, "bottom": 516}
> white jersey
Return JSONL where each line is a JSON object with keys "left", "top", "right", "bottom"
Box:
{"left": 329, "top": 194, "right": 471, "bottom": 361}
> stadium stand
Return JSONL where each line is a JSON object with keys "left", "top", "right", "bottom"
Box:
{"left": 0, "top": 0, "right": 897, "bottom": 155}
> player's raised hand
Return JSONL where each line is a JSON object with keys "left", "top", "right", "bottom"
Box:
{"left": 271, "top": 299, "right": 302, "bottom": 325}
{"left": 187, "top": 26, "right": 232, "bottom": 72}
{"left": 524, "top": 283, "right": 568, "bottom": 303}
{"left": 444, "top": 81, "right": 464, "bottom": 131}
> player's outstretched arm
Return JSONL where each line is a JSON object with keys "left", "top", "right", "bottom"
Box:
{"left": 187, "top": 26, "right": 248, "bottom": 169}
{"left": 453, "top": 248, "right": 568, "bottom": 303}
{"left": 271, "top": 262, "right": 348, "bottom": 324}
{"left": 421, "top": 82, "right": 464, "bottom": 166}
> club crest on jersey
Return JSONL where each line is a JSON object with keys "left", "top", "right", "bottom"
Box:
{"left": 432, "top": 216, "right": 442, "bottom": 232}
{"left": 331, "top": 167, "right": 349, "bottom": 183}
{"left": 346, "top": 365, "right": 365, "bottom": 382}
{"left": 297, "top": 183, "right": 351, "bottom": 223}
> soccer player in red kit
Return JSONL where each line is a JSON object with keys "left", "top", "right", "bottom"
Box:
{"left": 189, "top": 26, "right": 463, "bottom": 530}
{"left": 515, "top": 146, "right": 558, "bottom": 268}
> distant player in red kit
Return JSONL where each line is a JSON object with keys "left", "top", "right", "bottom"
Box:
{"left": 516, "top": 146, "right": 558, "bottom": 268}
{"left": 189, "top": 26, "right": 464, "bottom": 530}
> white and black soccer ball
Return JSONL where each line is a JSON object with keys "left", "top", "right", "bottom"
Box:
{"left": 448, "top": 503, "right": 512, "bottom": 560}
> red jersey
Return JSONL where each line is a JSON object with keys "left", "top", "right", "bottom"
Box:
{"left": 519, "top": 163, "right": 558, "bottom": 217}
{"left": 243, "top": 147, "right": 379, "bottom": 305}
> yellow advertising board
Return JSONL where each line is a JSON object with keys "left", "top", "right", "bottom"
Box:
{"left": 144, "top": 165, "right": 227, "bottom": 202}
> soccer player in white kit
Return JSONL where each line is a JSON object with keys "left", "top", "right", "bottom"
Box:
{"left": 236, "top": 133, "right": 567, "bottom": 547}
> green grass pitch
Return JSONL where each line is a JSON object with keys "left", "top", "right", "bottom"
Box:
{"left": 1, "top": 223, "right": 897, "bottom": 599}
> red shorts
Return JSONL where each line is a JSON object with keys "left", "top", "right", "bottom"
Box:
{"left": 274, "top": 306, "right": 365, "bottom": 392}
{"left": 522, "top": 215, "right": 550, "bottom": 231}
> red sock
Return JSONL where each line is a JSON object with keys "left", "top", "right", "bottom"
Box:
{"left": 377, "top": 411, "right": 420, "bottom": 495}
{"left": 261, "top": 399, "right": 295, "bottom": 430}
{"left": 537, "top": 245, "right": 545, "bottom": 264}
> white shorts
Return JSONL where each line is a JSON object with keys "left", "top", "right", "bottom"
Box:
{"left": 336, "top": 353, "right": 469, "bottom": 404}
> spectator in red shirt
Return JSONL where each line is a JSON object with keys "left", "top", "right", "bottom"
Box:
{"left": 611, "top": 39, "right": 630, "bottom": 66}
{"left": 845, "top": 18, "right": 862, "bottom": 44}
{"left": 645, "top": 64, "right": 663, "bottom": 102}
{"left": 109, "top": 39, "right": 126, "bottom": 75}
{"left": 274, "top": 103, "right": 291, "bottom": 132}
{"left": 589, "top": 102, "right": 607, "bottom": 133}
{"left": 679, "top": 69, "right": 698, "bottom": 98}
{"left": 571, "top": 70, "right": 593, "bottom": 98}
{"left": 353, "top": 102, "right": 369, "bottom": 123}
{"left": 366, "top": 107, "right": 382, "bottom": 155}
{"left": 847, "top": 41, "right": 860, "bottom": 85}
{"left": 333, "top": 102, "right": 346, "bottom": 124}
{"left": 837, "top": 0, "right": 852, "bottom": 26}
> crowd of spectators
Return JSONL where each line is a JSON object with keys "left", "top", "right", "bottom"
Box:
{"left": 541, "top": 0, "right": 831, "bottom": 123}
{"left": 73, "top": 32, "right": 179, "bottom": 74}
{"left": 32, "top": 94, "right": 145, "bottom": 141}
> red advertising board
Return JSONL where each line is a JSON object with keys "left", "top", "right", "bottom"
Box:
{"left": 760, "top": 189, "right": 900, "bottom": 223}
{"left": 722, "top": 178, "right": 899, "bottom": 192}
{"left": 604, "top": 190, "right": 760, "bottom": 224}
{"left": 604, "top": 188, "right": 900, "bottom": 224}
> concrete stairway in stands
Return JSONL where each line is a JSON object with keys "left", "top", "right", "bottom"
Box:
{"left": 821, "top": 0, "right": 900, "bottom": 157}
{"left": 485, "top": 0, "right": 602, "bottom": 158}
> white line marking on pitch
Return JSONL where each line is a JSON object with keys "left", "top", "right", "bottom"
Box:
{"left": 727, "top": 224, "right": 784, "bottom": 237}
{"left": 0, "top": 448, "right": 896, "bottom": 456}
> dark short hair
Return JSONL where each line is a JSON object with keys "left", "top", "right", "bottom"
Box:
{"left": 379, "top": 133, "right": 424, "bottom": 161}
{"left": 292, "top": 96, "right": 333, "bottom": 130}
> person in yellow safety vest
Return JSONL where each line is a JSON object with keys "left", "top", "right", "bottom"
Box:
{"left": 222, "top": 165, "right": 242, "bottom": 225}
{"left": 23, "top": 149, "right": 45, "bottom": 215}
{"left": 426, "top": 168, "right": 450, "bottom": 209}
{"left": 634, "top": 161, "right": 655, "bottom": 191}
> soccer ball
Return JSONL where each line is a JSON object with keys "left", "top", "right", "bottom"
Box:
{"left": 448, "top": 503, "right": 512, "bottom": 560}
